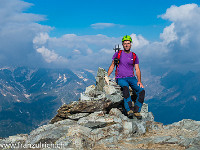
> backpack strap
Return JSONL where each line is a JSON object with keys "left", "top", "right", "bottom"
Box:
{"left": 117, "top": 50, "right": 123, "bottom": 60}
{"left": 132, "top": 52, "right": 136, "bottom": 66}
{"left": 115, "top": 50, "right": 122, "bottom": 78}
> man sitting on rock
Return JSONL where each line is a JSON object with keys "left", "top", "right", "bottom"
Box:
{"left": 106, "top": 35, "right": 145, "bottom": 119}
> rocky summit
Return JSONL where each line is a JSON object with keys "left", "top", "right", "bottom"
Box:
{"left": 1, "top": 68, "right": 200, "bottom": 150}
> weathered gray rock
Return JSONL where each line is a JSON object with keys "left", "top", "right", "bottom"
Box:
{"left": 66, "top": 125, "right": 93, "bottom": 149}
{"left": 109, "top": 108, "right": 129, "bottom": 122}
{"left": 152, "top": 135, "right": 172, "bottom": 144}
{"left": 123, "top": 121, "right": 133, "bottom": 135}
{"left": 50, "top": 100, "right": 112, "bottom": 124}
{"left": 104, "top": 85, "right": 119, "bottom": 95}
{"left": 0, "top": 134, "right": 28, "bottom": 145}
{"left": 166, "top": 137, "right": 179, "bottom": 144}
{"left": 140, "top": 112, "right": 154, "bottom": 122}
{"left": 90, "top": 123, "right": 123, "bottom": 143}
{"left": 67, "top": 113, "right": 89, "bottom": 120}
{"left": 55, "top": 136, "right": 73, "bottom": 149}
{"left": 179, "top": 137, "right": 194, "bottom": 148}
{"left": 105, "top": 94, "right": 123, "bottom": 104}
{"left": 26, "top": 119, "right": 76, "bottom": 145}
{"left": 80, "top": 93, "right": 91, "bottom": 101}
{"left": 191, "top": 136, "right": 200, "bottom": 147}
{"left": 83, "top": 121, "right": 109, "bottom": 129}
{"left": 85, "top": 84, "right": 96, "bottom": 96}
{"left": 186, "top": 146, "right": 200, "bottom": 150}
{"left": 77, "top": 111, "right": 115, "bottom": 128}
{"left": 149, "top": 121, "right": 163, "bottom": 130}
{"left": 141, "top": 103, "right": 148, "bottom": 113}
{"left": 133, "top": 120, "right": 147, "bottom": 135}
{"left": 95, "top": 67, "right": 108, "bottom": 91}
{"left": 171, "top": 119, "right": 200, "bottom": 132}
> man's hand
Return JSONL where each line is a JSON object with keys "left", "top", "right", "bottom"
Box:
{"left": 104, "top": 76, "right": 109, "bottom": 85}
{"left": 137, "top": 82, "right": 144, "bottom": 88}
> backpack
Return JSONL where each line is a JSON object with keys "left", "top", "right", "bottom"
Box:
{"left": 115, "top": 50, "right": 137, "bottom": 77}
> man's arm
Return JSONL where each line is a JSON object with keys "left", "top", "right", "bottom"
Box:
{"left": 108, "top": 60, "right": 115, "bottom": 77}
{"left": 104, "top": 60, "right": 115, "bottom": 85}
{"left": 135, "top": 64, "right": 144, "bottom": 88}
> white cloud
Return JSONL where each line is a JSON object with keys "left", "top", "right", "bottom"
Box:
{"left": 160, "top": 23, "right": 177, "bottom": 44}
{"left": 130, "top": 33, "right": 149, "bottom": 49}
{"left": 100, "top": 48, "right": 114, "bottom": 54}
{"left": 91, "top": 23, "right": 122, "bottom": 29}
{"left": 160, "top": 4, "right": 200, "bottom": 23}
{"left": 160, "top": 4, "right": 200, "bottom": 70}
{"left": 135, "top": 3, "right": 200, "bottom": 73}
{"left": 33, "top": 33, "right": 121, "bottom": 69}
{"left": 33, "top": 33, "right": 49, "bottom": 46}
{"left": 73, "top": 49, "right": 81, "bottom": 55}
{"left": 36, "top": 46, "right": 68, "bottom": 63}
{"left": 0, "top": 0, "right": 51, "bottom": 67}
{"left": 86, "top": 48, "right": 93, "bottom": 54}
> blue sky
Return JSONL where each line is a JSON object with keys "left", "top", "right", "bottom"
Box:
{"left": 0, "top": 0, "right": 200, "bottom": 75}
{"left": 24, "top": 0, "right": 200, "bottom": 40}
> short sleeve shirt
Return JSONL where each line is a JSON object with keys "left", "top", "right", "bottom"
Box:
{"left": 112, "top": 50, "right": 139, "bottom": 78}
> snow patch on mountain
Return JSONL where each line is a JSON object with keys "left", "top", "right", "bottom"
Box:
{"left": 42, "top": 83, "right": 46, "bottom": 87}
{"left": 24, "top": 94, "right": 31, "bottom": 99}
{"left": 192, "top": 96, "right": 197, "bottom": 101}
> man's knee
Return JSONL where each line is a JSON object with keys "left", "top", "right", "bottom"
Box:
{"left": 138, "top": 90, "right": 145, "bottom": 103}
{"left": 133, "top": 105, "right": 139, "bottom": 113}
{"left": 123, "top": 86, "right": 130, "bottom": 99}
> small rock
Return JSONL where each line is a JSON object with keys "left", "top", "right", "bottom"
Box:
{"left": 103, "top": 85, "right": 118, "bottom": 95}
{"left": 67, "top": 113, "right": 89, "bottom": 120}
{"left": 85, "top": 85, "right": 95, "bottom": 95}
{"left": 179, "top": 137, "right": 193, "bottom": 148}
{"left": 106, "top": 94, "right": 123, "bottom": 104}
{"left": 55, "top": 136, "right": 73, "bottom": 148}
{"left": 123, "top": 121, "right": 133, "bottom": 134}
{"left": 0, "top": 134, "right": 28, "bottom": 144}
{"left": 26, "top": 123, "right": 74, "bottom": 145}
{"left": 134, "top": 120, "right": 147, "bottom": 135}
{"left": 186, "top": 146, "right": 200, "bottom": 150}
{"left": 152, "top": 136, "right": 172, "bottom": 144}
{"left": 83, "top": 121, "right": 109, "bottom": 129}
{"left": 166, "top": 137, "right": 179, "bottom": 144}
{"left": 80, "top": 93, "right": 91, "bottom": 101}
{"left": 140, "top": 103, "right": 148, "bottom": 113}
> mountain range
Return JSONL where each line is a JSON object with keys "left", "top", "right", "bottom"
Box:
{"left": 0, "top": 67, "right": 95, "bottom": 137}
{"left": 0, "top": 66, "right": 199, "bottom": 137}
{"left": 148, "top": 71, "right": 200, "bottom": 124}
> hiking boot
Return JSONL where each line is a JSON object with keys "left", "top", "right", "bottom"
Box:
{"left": 134, "top": 113, "right": 142, "bottom": 120}
{"left": 127, "top": 110, "right": 134, "bottom": 119}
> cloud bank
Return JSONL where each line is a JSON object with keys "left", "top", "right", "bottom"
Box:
{"left": 0, "top": 0, "right": 51, "bottom": 67}
{"left": 134, "top": 4, "right": 200, "bottom": 73}
{"left": 33, "top": 33, "right": 121, "bottom": 69}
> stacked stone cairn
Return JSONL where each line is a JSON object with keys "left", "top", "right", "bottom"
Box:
{"left": 1, "top": 68, "right": 200, "bottom": 149}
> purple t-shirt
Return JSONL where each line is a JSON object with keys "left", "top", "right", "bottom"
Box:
{"left": 112, "top": 50, "right": 139, "bottom": 78}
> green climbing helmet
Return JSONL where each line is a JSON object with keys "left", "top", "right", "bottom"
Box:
{"left": 122, "top": 35, "right": 132, "bottom": 43}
